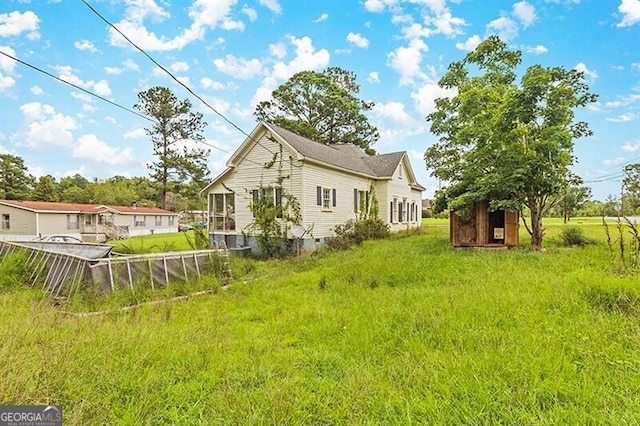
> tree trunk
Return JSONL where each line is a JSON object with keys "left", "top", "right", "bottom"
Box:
{"left": 530, "top": 205, "right": 544, "bottom": 250}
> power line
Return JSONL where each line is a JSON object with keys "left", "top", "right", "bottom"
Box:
{"left": 0, "top": 50, "right": 153, "bottom": 123}
{"left": 80, "top": 0, "right": 283, "bottom": 162}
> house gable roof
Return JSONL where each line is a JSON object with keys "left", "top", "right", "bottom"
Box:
{"left": 204, "top": 121, "right": 425, "bottom": 191}
{"left": 0, "top": 200, "right": 177, "bottom": 215}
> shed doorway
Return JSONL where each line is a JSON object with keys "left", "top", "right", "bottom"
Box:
{"left": 488, "top": 209, "right": 505, "bottom": 244}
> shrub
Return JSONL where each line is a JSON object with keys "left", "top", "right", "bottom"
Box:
{"left": 327, "top": 218, "right": 390, "bottom": 251}
{"left": 559, "top": 226, "right": 591, "bottom": 247}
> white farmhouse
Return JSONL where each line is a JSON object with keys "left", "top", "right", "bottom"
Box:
{"left": 202, "top": 122, "right": 425, "bottom": 252}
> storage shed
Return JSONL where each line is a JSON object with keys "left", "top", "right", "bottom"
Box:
{"left": 450, "top": 201, "right": 519, "bottom": 247}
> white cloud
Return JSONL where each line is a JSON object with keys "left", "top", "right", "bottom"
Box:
{"left": 525, "top": 44, "right": 548, "bottom": 54}
{"left": 271, "top": 35, "right": 330, "bottom": 80}
{"left": 367, "top": 71, "right": 380, "bottom": 83}
{"left": 269, "top": 42, "right": 287, "bottom": 58}
{"left": 622, "top": 140, "right": 640, "bottom": 151}
{"left": 632, "top": 62, "right": 640, "bottom": 70}
{"left": 364, "top": 0, "right": 386, "bottom": 12}
{"left": 387, "top": 38, "right": 428, "bottom": 86}
{"left": 0, "top": 45, "right": 16, "bottom": 74}
{"left": 201, "top": 77, "right": 226, "bottom": 90}
{"left": 575, "top": 62, "right": 598, "bottom": 80}
{"left": 30, "top": 85, "right": 43, "bottom": 95}
{"left": 104, "top": 116, "right": 117, "bottom": 124}
{"left": 512, "top": 1, "right": 536, "bottom": 27}
{"left": 486, "top": 16, "right": 519, "bottom": 41}
{"left": 259, "top": 0, "right": 282, "bottom": 14}
{"left": 54, "top": 65, "right": 113, "bottom": 97}
{"left": 424, "top": 11, "right": 467, "bottom": 37}
{"left": 93, "top": 80, "right": 112, "bottom": 97}
{"left": 603, "top": 157, "right": 625, "bottom": 165}
{"left": 73, "top": 134, "right": 134, "bottom": 165}
{"left": 402, "top": 23, "right": 432, "bottom": 39}
{"left": 411, "top": 82, "right": 457, "bottom": 117}
{"left": 170, "top": 61, "right": 189, "bottom": 72}
{"left": 313, "top": 13, "right": 328, "bottom": 23}
{"left": 347, "top": 32, "right": 369, "bottom": 48}
{"left": 0, "top": 73, "right": 15, "bottom": 91}
{"left": 122, "top": 59, "right": 140, "bottom": 72}
{"left": 19, "top": 102, "right": 77, "bottom": 148}
{"left": 123, "top": 128, "right": 147, "bottom": 139}
{"left": 0, "top": 10, "right": 40, "bottom": 39}
{"left": 372, "top": 101, "right": 420, "bottom": 126}
{"left": 74, "top": 39, "right": 97, "bottom": 53}
{"left": 606, "top": 112, "right": 637, "bottom": 122}
{"left": 241, "top": 5, "right": 258, "bottom": 22}
{"left": 455, "top": 34, "right": 482, "bottom": 51}
{"left": 109, "top": 0, "right": 243, "bottom": 52}
{"left": 70, "top": 92, "right": 92, "bottom": 103}
{"left": 104, "top": 66, "right": 123, "bottom": 75}
{"left": 214, "top": 54, "right": 263, "bottom": 79}
{"left": 617, "top": 0, "right": 640, "bottom": 27}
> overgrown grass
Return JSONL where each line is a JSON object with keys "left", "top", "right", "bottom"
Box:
{"left": 2, "top": 225, "right": 640, "bottom": 424}
{"left": 109, "top": 231, "right": 199, "bottom": 254}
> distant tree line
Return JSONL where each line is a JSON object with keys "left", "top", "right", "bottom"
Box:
{"left": 0, "top": 153, "right": 206, "bottom": 211}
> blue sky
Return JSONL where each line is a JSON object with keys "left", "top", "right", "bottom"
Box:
{"left": 0, "top": 0, "right": 638, "bottom": 201}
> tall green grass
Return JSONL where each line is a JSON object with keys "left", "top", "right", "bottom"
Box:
{"left": 1, "top": 225, "right": 640, "bottom": 424}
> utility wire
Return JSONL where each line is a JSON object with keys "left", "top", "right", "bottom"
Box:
{"left": 80, "top": 0, "right": 283, "bottom": 162}
{"left": 0, "top": 50, "right": 153, "bottom": 123}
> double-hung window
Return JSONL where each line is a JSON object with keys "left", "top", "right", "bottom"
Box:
{"left": 354, "top": 189, "right": 370, "bottom": 217}
{"left": 317, "top": 186, "right": 336, "bottom": 212}
{"left": 1, "top": 214, "right": 9, "bottom": 230}
{"left": 155, "top": 215, "right": 162, "bottom": 226}
{"left": 134, "top": 215, "right": 146, "bottom": 227}
{"left": 66, "top": 214, "right": 79, "bottom": 230}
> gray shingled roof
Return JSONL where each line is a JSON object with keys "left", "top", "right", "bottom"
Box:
{"left": 266, "top": 122, "right": 402, "bottom": 178}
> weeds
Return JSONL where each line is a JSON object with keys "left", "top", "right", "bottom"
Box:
{"left": 0, "top": 250, "right": 30, "bottom": 291}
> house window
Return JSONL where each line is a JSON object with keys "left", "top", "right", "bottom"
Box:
{"left": 155, "top": 216, "right": 162, "bottom": 226}
{"left": 354, "top": 189, "right": 370, "bottom": 217}
{"left": 212, "top": 193, "right": 236, "bottom": 231}
{"left": 399, "top": 164, "right": 403, "bottom": 178}
{"left": 168, "top": 216, "right": 175, "bottom": 226}
{"left": 134, "top": 215, "right": 146, "bottom": 227}
{"left": 251, "top": 187, "right": 282, "bottom": 218}
{"left": 66, "top": 214, "right": 79, "bottom": 230}
{"left": 1, "top": 214, "right": 9, "bottom": 230}
{"left": 392, "top": 198, "right": 398, "bottom": 223}
{"left": 317, "top": 186, "right": 336, "bottom": 211}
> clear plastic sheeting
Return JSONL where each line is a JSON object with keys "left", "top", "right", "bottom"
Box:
{"left": 0, "top": 241, "right": 227, "bottom": 299}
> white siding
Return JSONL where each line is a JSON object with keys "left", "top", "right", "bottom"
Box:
{"left": 382, "top": 156, "right": 423, "bottom": 232}
{"left": 301, "top": 162, "right": 374, "bottom": 238}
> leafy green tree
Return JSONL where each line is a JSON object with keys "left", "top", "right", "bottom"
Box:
{"left": 558, "top": 185, "right": 592, "bottom": 223}
{"left": 58, "top": 174, "right": 91, "bottom": 203}
{"left": 134, "top": 86, "right": 210, "bottom": 210}
{"left": 32, "top": 175, "right": 58, "bottom": 201}
{"left": 425, "top": 36, "right": 596, "bottom": 250}
{"left": 89, "top": 180, "right": 138, "bottom": 206}
{"left": 0, "top": 154, "right": 35, "bottom": 200}
{"left": 255, "top": 67, "right": 379, "bottom": 154}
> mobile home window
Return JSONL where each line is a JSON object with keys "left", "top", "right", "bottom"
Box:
{"left": 66, "top": 214, "right": 79, "bottom": 230}
{"left": 155, "top": 216, "right": 162, "bottom": 226}
{"left": 134, "top": 215, "right": 146, "bottom": 227}
{"left": 168, "top": 216, "right": 175, "bottom": 226}
{"left": 213, "top": 193, "right": 236, "bottom": 231}
{"left": 1, "top": 214, "right": 9, "bottom": 230}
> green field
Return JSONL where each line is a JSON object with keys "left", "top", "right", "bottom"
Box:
{"left": 1, "top": 222, "right": 640, "bottom": 424}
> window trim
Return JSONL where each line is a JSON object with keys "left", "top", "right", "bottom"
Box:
{"left": 134, "top": 215, "right": 146, "bottom": 227}
{"left": 212, "top": 192, "right": 236, "bottom": 231}
{"left": 1, "top": 213, "right": 9, "bottom": 230}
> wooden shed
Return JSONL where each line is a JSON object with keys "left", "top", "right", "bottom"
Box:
{"left": 450, "top": 201, "right": 519, "bottom": 247}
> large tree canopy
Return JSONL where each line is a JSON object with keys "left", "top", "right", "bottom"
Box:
{"left": 425, "top": 36, "right": 597, "bottom": 249}
{"left": 0, "top": 154, "right": 34, "bottom": 200}
{"left": 255, "top": 67, "right": 379, "bottom": 154}
{"left": 134, "top": 86, "right": 210, "bottom": 209}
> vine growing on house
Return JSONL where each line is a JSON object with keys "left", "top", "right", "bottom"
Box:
{"left": 246, "top": 145, "right": 302, "bottom": 257}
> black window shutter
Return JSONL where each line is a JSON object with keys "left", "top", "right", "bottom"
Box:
{"left": 317, "top": 186, "right": 322, "bottom": 206}
{"left": 252, "top": 190, "right": 258, "bottom": 203}
{"left": 390, "top": 202, "right": 393, "bottom": 222}
{"left": 332, "top": 188, "right": 337, "bottom": 207}
{"left": 275, "top": 187, "right": 282, "bottom": 206}
{"left": 354, "top": 189, "right": 358, "bottom": 213}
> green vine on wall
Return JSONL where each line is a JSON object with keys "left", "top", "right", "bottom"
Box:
{"left": 246, "top": 144, "right": 302, "bottom": 257}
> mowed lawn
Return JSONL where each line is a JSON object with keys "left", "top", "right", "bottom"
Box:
{"left": 1, "top": 222, "right": 640, "bottom": 424}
